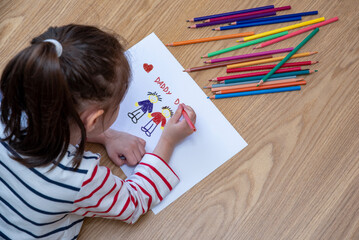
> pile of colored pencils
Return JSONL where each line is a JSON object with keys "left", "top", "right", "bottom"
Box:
{"left": 165, "top": 4, "right": 338, "bottom": 100}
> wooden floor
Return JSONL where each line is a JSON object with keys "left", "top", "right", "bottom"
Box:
{"left": 1, "top": 0, "right": 358, "bottom": 239}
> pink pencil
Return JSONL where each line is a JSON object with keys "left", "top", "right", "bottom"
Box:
{"left": 182, "top": 106, "right": 196, "bottom": 132}
{"left": 204, "top": 6, "right": 291, "bottom": 23}
{"left": 204, "top": 47, "right": 294, "bottom": 64}
{"left": 210, "top": 67, "right": 302, "bottom": 81}
{"left": 254, "top": 17, "right": 339, "bottom": 49}
{"left": 226, "top": 61, "right": 318, "bottom": 73}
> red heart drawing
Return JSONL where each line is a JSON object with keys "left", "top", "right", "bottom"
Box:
{"left": 143, "top": 63, "right": 153, "bottom": 73}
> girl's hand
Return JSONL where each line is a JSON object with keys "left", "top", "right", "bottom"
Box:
{"left": 153, "top": 104, "right": 196, "bottom": 162}
{"left": 102, "top": 129, "right": 146, "bottom": 166}
{"left": 162, "top": 103, "right": 196, "bottom": 147}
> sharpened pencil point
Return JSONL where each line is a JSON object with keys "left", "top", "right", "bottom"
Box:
{"left": 315, "top": 70, "right": 318, "bottom": 72}
{"left": 207, "top": 96, "right": 209, "bottom": 99}
{"left": 186, "top": 20, "right": 189, "bottom": 22}
{"left": 212, "top": 29, "right": 215, "bottom": 31}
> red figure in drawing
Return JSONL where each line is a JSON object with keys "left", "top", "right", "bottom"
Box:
{"left": 141, "top": 106, "right": 173, "bottom": 137}
{"left": 127, "top": 92, "right": 162, "bottom": 124}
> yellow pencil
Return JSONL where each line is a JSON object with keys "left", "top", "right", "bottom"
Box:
{"left": 227, "top": 52, "right": 318, "bottom": 69}
{"left": 237, "top": 17, "right": 325, "bottom": 42}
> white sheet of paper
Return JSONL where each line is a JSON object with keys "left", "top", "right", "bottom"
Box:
{"left": 110, "top": 33, "right": 247, "bottom": 214}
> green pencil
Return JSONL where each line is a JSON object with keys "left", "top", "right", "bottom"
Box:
{"left": 202, "top": 31, "right": 288, "bottom": 58}
{"left": 257, "top": 28, "right": 319, "bottom": 86}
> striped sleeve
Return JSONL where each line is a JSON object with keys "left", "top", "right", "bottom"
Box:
{"left": 72, "top": 153, "right": 179, "bottom": 223}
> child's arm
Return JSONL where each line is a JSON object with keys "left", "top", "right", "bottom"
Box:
{"left": 72, "top": 153, "right": 179, "bottom": 223}
{"left": 72, "top": 104, "right": 196, "bottom": 223}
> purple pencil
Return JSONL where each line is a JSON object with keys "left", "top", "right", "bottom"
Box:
{"left": 204, "top": 48, "right": 294, "bottom": 64}
{"left": 188, "top": 12, "right": 276, "bottom": 29}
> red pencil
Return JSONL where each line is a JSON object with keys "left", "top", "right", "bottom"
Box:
{"left": 210, "top": 67, "right": 302, "bottom": 82}
{"left": 182, "top": 106, "right": 196, "bottom": 132}
{"left": 227, "top": 61, "right": 318, "bottom": 73}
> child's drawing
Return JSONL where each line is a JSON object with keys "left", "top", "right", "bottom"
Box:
{"left": 141, "top": 106, "right": 173, "bottom": 137}
{"left": 127, "top": 91, "right": 162, "bottom": 124}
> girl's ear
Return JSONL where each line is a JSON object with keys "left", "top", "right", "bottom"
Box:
{"left": 81, "top": 109, "right": 104, "bottom": 133}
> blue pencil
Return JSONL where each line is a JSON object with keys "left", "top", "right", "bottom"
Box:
{"left": 208, "top": 86, "right": 301, "bottom": 99}
{"left": 187, "top": 5, "right": 274, "bottom": 22}
{"left": 214, "top": 16, "right": 302, "bottom": 31}
{"left": 222, "top": 70, "right": 315, "bottom": 84}
{"left": 214, "top": 11, "right": 318, "bottom": 31}
{"left": 209, "top": 76, "right": 297, "bottom": 88}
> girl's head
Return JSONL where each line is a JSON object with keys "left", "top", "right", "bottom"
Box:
{"left": 0, "top": 24, "right": 131, "bottom": 168}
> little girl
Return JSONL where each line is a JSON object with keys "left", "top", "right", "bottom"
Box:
{"left": 0, "top": 24, "right": 196, "bottom": 239}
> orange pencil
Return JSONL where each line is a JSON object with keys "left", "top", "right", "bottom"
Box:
{"left": 211, "top": 78, "right": 304, "bottom": 92}
{"left": 182, "top": 106, "right": 196, "bottom": 132}
{"left": 166, "top": 32, "right": 254, "bottom": 46}
{"left": 215, "top": 80, "right": 306, "bottom": 94}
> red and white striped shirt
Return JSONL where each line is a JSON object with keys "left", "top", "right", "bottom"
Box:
{"left": 0, "top": 142, "right": 179, "bottom": 239}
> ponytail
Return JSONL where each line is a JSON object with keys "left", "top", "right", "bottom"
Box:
{"left": 1, "top": 41, "right": 86, "bottom": 168}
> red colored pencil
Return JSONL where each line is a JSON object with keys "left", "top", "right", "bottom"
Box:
{"left": 227, "top": 61, "right": 318, "bottom": 73}
{"left": 210, "top": 67, "right": 302, "bottom": 82}
{"left": 182, "top": 107, "right": 196, "bottom": 132}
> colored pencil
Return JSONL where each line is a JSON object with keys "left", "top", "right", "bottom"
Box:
{"left": 228, "top": 11, "right": 319, "bottom": 25}
{"left": 254, "top": 17, "right": 339, "bottom": 48}
{"left": 186, "top": 5, "right": 274, "bottom": 22}
{"left": 227, "top": 61, "right": 318, "bottom": 73}
{"left": 204, "top": 6, "right": 291, "bottom": 23}
{"left": 182, "top": 107, "right": 196, "bottom": 132}
{"left": 183, "top": 55, "right": 272, "bottom": 72}
{"left": 215, "top": 80, "right": 306, "bottom": 94}
{"left": 202, "top": 31, "right": 289, "bottom": 58}
{"left": 237, "top": 17, "right": 324, "bottom": 42}
{"left": 243, "top": 18, "right": 324, "bottom": 43}
{"left": 210, "top": 67, "right": 302, "bottom": 81}
{"left": 213, "top": 16, "right": 302, "bottom": 31}
{"left": 208, "top": 86, "right": 301, "bottom": 99}
{"left": 166, "top": 32, "right": 255, "bottom": 47}
{"left": 257, "top": 28, "right": 319, "bottom": 86}
{"left": 227, "top": 52, "right": 317, "bottom": 69}
{"left": 211, "top": 78, "right": 304, "bottom": 91}
{"left": 204, "top": 47, "right": 293, "bottom": 64}
{"left": 188, "top": 12, "right": 276, "bottom": 28}
{"left": 221, "top": 70, "right": 316, "bottom": 85}
{"left": 206, "top": 76, "right": 297, "bottom": 89}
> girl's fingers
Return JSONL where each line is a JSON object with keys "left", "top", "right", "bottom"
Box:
{"left": 171, "top": 104, "right": 184, "bottom": 122}
{"left": 183, "top": 104, "right": 196, "bottom": 123}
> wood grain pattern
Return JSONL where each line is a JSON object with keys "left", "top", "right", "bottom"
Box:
{"left": 1, "top": 0, "right": 358, "bottom": 239}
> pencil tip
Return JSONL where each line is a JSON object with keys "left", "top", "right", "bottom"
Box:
{"left": 207, "top": 96, "right": 209, "bottom": 99}
{"left": 211, "top": 29, "right": 215, "bottom": 31}
{"left": 315, "top": 70, "right": 318, "bottom": 72}
{"left": 186, "top": 20, "right": 189, "bottom": 22}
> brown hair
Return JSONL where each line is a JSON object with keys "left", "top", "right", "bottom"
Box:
{"left": 0, "top": 24, "right": 130, "bottom": 169}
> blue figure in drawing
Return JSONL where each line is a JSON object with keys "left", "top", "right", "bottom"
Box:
{"left": 141, "top": 106, "right": 173, "bottom": 137}
{"left": 127, "top": 91, "right": 162, "bottom": 124}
